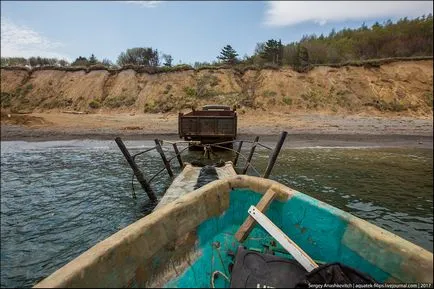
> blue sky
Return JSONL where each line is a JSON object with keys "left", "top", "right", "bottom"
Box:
{"left": 1, "top": 1, "right": 433, "bottom": 65}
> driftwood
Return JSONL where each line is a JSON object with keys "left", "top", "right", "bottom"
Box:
{"left": 62, "top": 110, "right": 88, "bottom": 115}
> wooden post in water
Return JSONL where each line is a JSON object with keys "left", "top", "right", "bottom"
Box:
{"left": 172, "top": 143, "right": 184, "bottom": 168}
{"left": 114, "top": 137, "right": 157, "bottom": 202}
{"left": 263, "top": 131, "right": 288, "bottom": 179}
{"left": 233, "top": 140, "right": 243, "bottom": 166}
{"left": 242, "top": 136, "right": 259, "bottom": 174}
{"left": 154, "top": 139, "right": 174, "bottom": 178}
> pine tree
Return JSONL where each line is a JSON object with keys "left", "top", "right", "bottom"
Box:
{"left": 89, "top": 54, "right": 98, "bottom": 65}
{"left": 260, "top": 39, "right": 284, "bottom": 65}
{"left": 217, "top": 45, "right": 239, "bottom": 64}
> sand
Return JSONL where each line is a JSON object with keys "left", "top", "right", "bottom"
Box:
{"left": 1, "top": 111, "right": 432, "bottom": 148}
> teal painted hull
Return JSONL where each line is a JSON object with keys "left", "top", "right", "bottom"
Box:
{"left": 166, "top": 188, "right": 391, "bottom": 287}
{"left": 34, "top": 176, "right": 433, "bottom": 288}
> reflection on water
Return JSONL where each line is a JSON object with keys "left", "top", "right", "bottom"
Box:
{"left": 1, "top": 140, "right": 432, "bottom": 287}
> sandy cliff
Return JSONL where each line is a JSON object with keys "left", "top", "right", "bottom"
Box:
{"left": 1, "top": 60, "right": 433, "bottom": 116}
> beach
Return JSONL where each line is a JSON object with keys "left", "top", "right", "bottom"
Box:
{"left": 1, "top": 111, "right": 432, "bottom": 148}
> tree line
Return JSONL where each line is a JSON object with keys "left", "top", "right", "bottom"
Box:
{"left": 239, "top": 14, "right": 433, "bottom": 70}
{"left": 1, "top": 15, "right": 432, "bottom": 70}
{"left": 0, "top": 49, "right": 174, "bottom": 68}
{"left": 201, "top": 14, "right": 433, "bottom": 69}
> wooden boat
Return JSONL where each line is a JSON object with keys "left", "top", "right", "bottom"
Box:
{"left": 34, "top": 175, "right": 433, "bottom": 288}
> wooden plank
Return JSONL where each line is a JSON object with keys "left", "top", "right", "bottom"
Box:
{"left": 154, "top": 162, "right": 237, "bottom": 211}
{"left": 235, "top": 188, "right": 277, "bottom": 242}
{"left": 248, "top": 205, "right": 319, "bottom": 272}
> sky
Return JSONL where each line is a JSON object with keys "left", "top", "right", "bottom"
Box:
{"left": 1, "top": 1, "right": 433, "bottom": 65}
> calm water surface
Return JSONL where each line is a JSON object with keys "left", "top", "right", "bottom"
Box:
{"left": 1, "top": 140, "right": 432, "bottom": 288}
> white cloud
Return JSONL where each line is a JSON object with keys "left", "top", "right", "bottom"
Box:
{"left": 1, "top": 18, "right": 70, "bottom": 60}
{"left": 264, "top": 1, "right": 434, "bottom": 27}
{"left": 122, "top": 1, "right": 162, "bottom": 8}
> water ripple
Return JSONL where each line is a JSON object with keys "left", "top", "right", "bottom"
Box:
{"left": 1, "top": 142, "right": 432, "bottom": 287}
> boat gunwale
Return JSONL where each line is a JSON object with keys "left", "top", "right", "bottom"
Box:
{"left": 34, "top": 175, "right": 433, "bottom": 288}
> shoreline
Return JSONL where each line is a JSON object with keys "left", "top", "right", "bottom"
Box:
{"left": 1, "top": 125, "right": 432, "bottom": 148}
{"left": 1, "top": 112, "right": 432, "bottom": 148}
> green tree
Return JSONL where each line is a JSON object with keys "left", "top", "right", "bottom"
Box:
{"left": 101, "top": 58, "right": 114, "bottom": 67}
{"left": 58, "top": 59, "right": 69, "bottom": 66}
{"left": 193, "top": 61, "right": 212, "bottom": 68}
{"left": 297, "top": 45, "right": 309, "bottom": 67}
{"left": 277, "top": 14, "right": 433, "bottom": 65}
{"left": 117, "top": 47, "right": 159, "bottom": 67}
{"left": 260, "top": 39, "right": 283, "bottom": 65}
{"left": 71, "top": 56, "right": 90, "bottom": 66}
{"left": 29, "top": 57, "right": 38, "bottom": 67}
{"left": 1, "top": 57, "right": 28, "bottom": 66}
{"left": 162, "top": 54, "right": 173, "bottom": 67}
{"left": 89, "top": 54, "right": 98, "bottom": 65}
{"left": 217, "top": 45, "right": 239, "bottom": 64}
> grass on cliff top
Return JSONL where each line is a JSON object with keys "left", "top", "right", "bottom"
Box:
{"left": 2, "top": 56, "right": 432, "bottom": 74}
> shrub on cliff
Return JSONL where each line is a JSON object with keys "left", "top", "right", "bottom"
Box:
{"left": 89, "top": 100, "right": 101, "bottom": 109}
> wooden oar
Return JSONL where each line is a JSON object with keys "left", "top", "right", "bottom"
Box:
{"left": 247, "top": 205, "right": 319, "bottom": 272}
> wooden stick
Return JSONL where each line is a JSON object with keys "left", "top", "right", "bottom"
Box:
{"left": 263, "top": 131, "right": 288, "bottom": 178}
{"left": 233, "top": 141, "right": 243, "bottom": 166}
{"left": 248, "top": 205, "right": 319, "bottom": 272}
{"left": 242, "top": 136, "right": 259, "bottom": 174}
{"left": 235, "top": 188, "right": 277, "bottom": 242}
{"left": 115, "top": 137, "right": 157, "bottom": 202}
{"left": 154, "top": 139, "right": 174, "bottom": 178}
{"left": 172, "top": 143, "right": 184, "bottom": 168}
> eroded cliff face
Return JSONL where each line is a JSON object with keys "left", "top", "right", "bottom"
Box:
{"left": 1, "top": 60, "right": 432, "bottom": 115}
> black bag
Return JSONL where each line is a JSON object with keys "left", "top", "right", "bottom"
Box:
{"left": 296, "top": 262, "right": 377, "bottom": 287}
{"left": 230, "top": 246, "right": 377, "bottom": 288}
{"left": 230, "top": 246, "right": 307, "bottom": 288}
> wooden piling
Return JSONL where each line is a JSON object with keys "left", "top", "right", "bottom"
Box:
{"left": 263, "top": 131, "right": 288, "bottom": 178}
{"left": 242, "top": 136, "right": 259, "bottom": 174}
{"left": 233, "top": 140, "right": 243, "bottom": 166}
{"left": 154, "top": 139, "right": 174, "bottom": 178}
{"left": 172, "top": 143, "right": 184, "bottom": 168}
{"left": 115, "top": 137, "right": 157, "bottom": 202}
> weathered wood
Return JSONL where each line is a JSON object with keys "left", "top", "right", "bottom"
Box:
{"left": 33, "top": 175, "right": 434, "bottom": 288}
{"left": 248, "top": 205, "right": 319, "bottom": 272}
{"left": 154, "top": 139, "right": 174, "bottom": 178}
{"left": 242, "top": 136, "right": 259, "bottom": 174}
{"left": 154, "top": 161, "right": 237, "bottom": 211}
{"left": 233, "top": 141, "right": 243, "bottom": 166}
{"left": 235, "top": 188, "right": 277, "bottom": 242}
{"left": 263, "top": 131, "right": 288, "bottom": 178}
{"left": 115, "top": 137, "right": 156, "bottom": 202}
{"left": 172, "top": 143, "right": 184, "bottom": 168}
